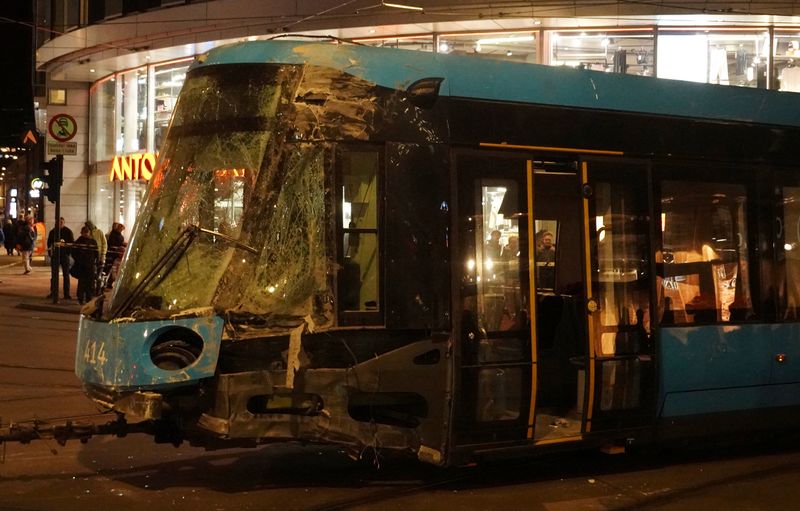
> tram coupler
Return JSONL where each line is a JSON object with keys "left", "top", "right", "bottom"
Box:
{"left": 0, "top": 415, "right": 140, "bottom": 450}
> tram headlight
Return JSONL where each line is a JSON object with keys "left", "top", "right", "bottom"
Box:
{"left": 148, "top": 327, "right": 204, "bottom": 370}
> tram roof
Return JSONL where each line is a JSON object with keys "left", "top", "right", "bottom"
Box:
{"left": 194, "top": 39, "right": 800, "bottom": 129}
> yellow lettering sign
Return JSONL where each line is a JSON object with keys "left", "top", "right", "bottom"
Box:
{"left": 109, "top": 152, "right": 157, "bottom": 182}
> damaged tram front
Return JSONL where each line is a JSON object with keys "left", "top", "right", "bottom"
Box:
{"left": 76, "top": 42, "right": 453, "bottom": 464}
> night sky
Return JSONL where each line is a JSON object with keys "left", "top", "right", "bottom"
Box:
{"left": 0, "top": 3, "right": 34, "bottom": 147}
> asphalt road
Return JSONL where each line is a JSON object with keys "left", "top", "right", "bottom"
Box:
{"left": 2, "top": 255, "right": 800, "bottom": 510}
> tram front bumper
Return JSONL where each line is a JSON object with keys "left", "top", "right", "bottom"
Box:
{"left": 75, "top": 314, "right": 224, "bottom": 406}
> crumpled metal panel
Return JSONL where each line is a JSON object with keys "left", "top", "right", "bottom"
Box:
{"left": 76, "top": 315, "right": 223, "bottom": 389}
{"left": 198, "top": 338, "right": 450, "bottom": 464}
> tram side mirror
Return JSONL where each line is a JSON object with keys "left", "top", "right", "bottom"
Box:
{"left": 406, "top": 77, "right": 444, "bottom": 109}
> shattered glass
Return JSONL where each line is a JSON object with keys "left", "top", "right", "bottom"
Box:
{"left": 113, "top": 64, "right": 333, "bottom": 329}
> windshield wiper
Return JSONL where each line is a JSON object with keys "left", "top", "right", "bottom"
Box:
{"left": 196, "top": 226, "right": 258, "bottom": 254}
{"left": 111, "top": 224, "right": 257, "bottom": 317}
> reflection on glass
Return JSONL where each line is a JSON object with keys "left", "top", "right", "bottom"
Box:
{"left": 473, "top": 183, "right": 522, "bottom": 332}
{"left": 592, "top": 182, "right": 649, "bottom": 358}
{"left": 477, "top": 367, "right": 521, "bottom": 421}
{"left": 659, "top": 181, "right": 753, "bottom": 324}
{"left": 780, "top": 187, "right": 800, "bottom": 319}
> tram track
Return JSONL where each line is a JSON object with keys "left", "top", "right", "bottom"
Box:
{"left": 304, "top": 469, "right": 481, "bottom": 511}
{"left": 0, "top": 363, "right": 75, "bottom": 373}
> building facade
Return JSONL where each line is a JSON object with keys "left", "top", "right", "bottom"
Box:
{"left": 31, "top": 0, "right": 800, "bottom": 233}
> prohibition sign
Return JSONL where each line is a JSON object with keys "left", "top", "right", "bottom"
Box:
{"left": 48, "top": 114, "right": 78, "bottom": 142}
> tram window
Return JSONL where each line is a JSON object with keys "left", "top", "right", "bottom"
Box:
{"left": 658, "top": 181, "right": 753, "bottom": 324}
{"left": 779, "top": 187, "right": 800, "bottom": 320}
{"left": 476, "top": 367, "right": 522, "bottom": 421}
{"left": 339, "top": 150, "right": 380, "bottom": 316}
{"left": 466, "top": 182, "right": 527, "bottom": 337}
{"left": 592, "top": 180, "right": 650, "bottom": 357}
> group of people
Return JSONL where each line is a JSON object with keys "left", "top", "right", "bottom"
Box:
{"left": 46, "top": 219, "right": 127, "bottom": 304}
{"left": 2, "top": 216, "right": 38, "bottom": 273}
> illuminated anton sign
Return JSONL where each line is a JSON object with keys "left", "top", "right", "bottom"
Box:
{"left": 110, "top": 153, "right": 157, "bottom": 182}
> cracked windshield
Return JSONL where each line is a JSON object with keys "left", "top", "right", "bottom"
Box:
{"left": 113, "top": 63, "right": 330, "bottom": 323}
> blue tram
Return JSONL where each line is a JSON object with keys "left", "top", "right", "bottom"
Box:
{"left": 75, "top": 40, "right": 800, "bottom": 465}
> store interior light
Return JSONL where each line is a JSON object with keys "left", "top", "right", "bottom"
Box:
{"left": 477, "top": 35, "right": 535, "bottom": 45}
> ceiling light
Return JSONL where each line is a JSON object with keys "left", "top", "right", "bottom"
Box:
{"left": 383, "top": 2, "right": 423, "bottom": 11}
{"left": 357, "top": 1, "right": 424, "bottom": 13}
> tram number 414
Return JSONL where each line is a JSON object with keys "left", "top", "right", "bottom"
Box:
{"left": 83, "top": 340, "right": 108, "bottom": 366}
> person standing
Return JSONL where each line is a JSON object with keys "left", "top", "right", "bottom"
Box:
{"left": 105, "top": 223, "right": 126, "bottom": 289}
{"left": 47, "top": 217, "right": 74, "bottom": 299}
{"left": 17, "top": 216, "right": 36, "bottom": 274}
{"left": 72, "top": 225, "right": 99, "bottom": 304}
{"left": 2, "top": 218, "right": 14, "bottom": 255}
{"left": 85, "top": 220, "right": 107, "bottom": 295}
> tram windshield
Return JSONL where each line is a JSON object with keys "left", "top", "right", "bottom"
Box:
{"left": 111, "top": 63, "right": 332, "bottom": 328}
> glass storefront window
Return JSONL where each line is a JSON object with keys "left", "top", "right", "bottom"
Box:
{"left": 153, "top": 60, "right": 190, "bottom": 151}
{"left": 359, "top": 35, "right": 435, "bottom": 52}
{"left": 658, "top": 31, "right": 769, "bottom": 88}
{"left": 89, "top": 76, "right": 116, "bottom": 164}
{"left": 118, "top": 67, "right": 148, "bottom": 153}
{"left": 550, "top": 31, "right": 654, "bottom": 76}
{"left": 774, "top": 31, "right": 800, "bottom": 92}
{"left": 439, "top": 32, "right": 537, "bottom": 63}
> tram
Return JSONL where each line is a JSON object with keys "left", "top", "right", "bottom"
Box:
{"left": 74, "top": 39, "right": 800, "bottom": 466}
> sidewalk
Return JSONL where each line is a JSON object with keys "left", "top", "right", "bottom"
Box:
{"left": 0, "top": 253, "right": 83, "bottom": 314}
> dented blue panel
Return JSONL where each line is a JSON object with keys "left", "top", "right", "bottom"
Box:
{"left": 75, "top": 315, "right": 223, "bottom": 389}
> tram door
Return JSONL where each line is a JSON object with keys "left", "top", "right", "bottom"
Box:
{"left": 530, "top": 157, "right": 654, "bottom": 441}
{"left": 453, "top": 152, "right": 534, "bottom": 445}
{"left": 453, "top": 153, "right": 654, "bottom": 447}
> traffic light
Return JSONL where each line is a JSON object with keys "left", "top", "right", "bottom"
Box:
{"left": 41, "top": 156, "right": 63, "bottom": 203}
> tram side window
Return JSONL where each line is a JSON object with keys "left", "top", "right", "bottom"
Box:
{"left": 658, "top": 181, "right": 753, "bottom": 324}
{"left": 779, "top": 187, "right": 800, "bottom": 320}
{"left": 339, "top": 150, "right": 380, "bottom": 318}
